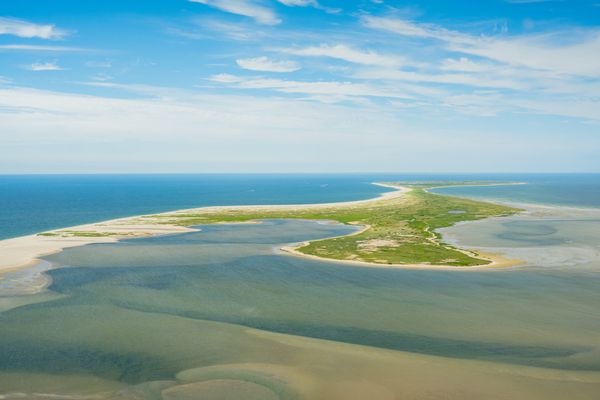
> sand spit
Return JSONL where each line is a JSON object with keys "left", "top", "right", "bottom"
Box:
{"left": 0, "top": 182, "right": 527, "bottom": 277}
{"left": 0, "top": 184, "right": 407, "bottom": 274}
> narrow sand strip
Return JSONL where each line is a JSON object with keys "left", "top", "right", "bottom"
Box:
{"left": 0, "top": 183, "right": 408, "bottom": 274}
{"left": 280, "top": 243, "right": 520, "bottom": 271}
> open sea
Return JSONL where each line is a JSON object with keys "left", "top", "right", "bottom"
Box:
{"left": 1, "top": 173, "right": 600, "bottom": 399}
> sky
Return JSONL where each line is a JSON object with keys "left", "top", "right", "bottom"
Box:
{"left": 0, "top": 0, "right": 599, "bottom": 173}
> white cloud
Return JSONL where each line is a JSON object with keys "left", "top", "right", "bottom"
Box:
{"left": 449, "top": 31, "right": 600, "bottom": 77}
{"left": 0, "top": 17, "right": 68, "bottom": 39}
{"left": 91, "top": 73, "right": 114, "bottom": 82}
{"left": 0, "top": 44, "right": 86, "bottom": 52}
{"left": 208, "top": 74, "right": 413, "bottom": 101}
{"left": 362, "top": 15, "right": 600, "bottom": 77}
{"left": 275, "top": 0, "right": 340, "bottom": 13}
{"left": 0, "top": 85, "right": 415, "bottom": 172}
{"left": 440, "top": 57, "right": 496, "bottom": 73}
{"left": 189, "top": 0, "right": 281, "bottom": 25}
{"left": 1, "top": 86, "right": 595, "bottom": 173}
{"left": 208, "top": 73, "right": 244, "bottom": 83}
{"left": 202, "top": 19, "right": 265, "bottom": 41}
{"left": 26, "top": 61, "right": 64, "bottom": 71}
{"left": 206, "top": 64, "right": 599, "bottom": 119}
{"left": 282, "top": 44, "right": 403, "bottom": 67}
{"left": 354, "top": 68, "right": 527, "bottom": 90}
{"left": 361, "top": 15, "right": 474, "bottom": 45}
{"left": 236, "top": 56, "right": 300, "bottom": 72}
{"left": 277, "top": 0, "right": 316, "bottom": 6}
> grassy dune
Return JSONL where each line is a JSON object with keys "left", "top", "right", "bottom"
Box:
{"left": 149, "top": 184, "right": 520, "bottom": 266}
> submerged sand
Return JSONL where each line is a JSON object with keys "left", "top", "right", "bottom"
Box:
{"left": 1, "top": 208, "right": 600, "bottom": 399}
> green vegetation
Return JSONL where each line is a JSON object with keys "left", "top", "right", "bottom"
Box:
{"left": 149, "top": 185, "right": 521, "bottom": 267}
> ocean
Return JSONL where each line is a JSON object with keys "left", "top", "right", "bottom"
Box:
{"left": 1, "top": 173, "right": 600, "bottom": 399}
{"left": 0, "top": 174, "right": 392, "bottom": 240}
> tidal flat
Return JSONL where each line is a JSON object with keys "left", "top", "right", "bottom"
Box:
{"left": 1, "top": 214, "right": 600, "bottom": 399}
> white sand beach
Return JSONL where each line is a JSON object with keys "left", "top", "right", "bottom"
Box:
{"left": 0, "top": 183, "right": 409, "bottom": 274}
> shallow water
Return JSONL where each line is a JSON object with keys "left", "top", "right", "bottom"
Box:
{"left": 439, "top": 210, "right": 600, "bottom": 270}
{"left": 1, "top": 217, "right": 600, "bottom": 399}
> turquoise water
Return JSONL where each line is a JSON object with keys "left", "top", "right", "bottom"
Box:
{"left": 1, "top": 174, "right": 600, "bottom": 399}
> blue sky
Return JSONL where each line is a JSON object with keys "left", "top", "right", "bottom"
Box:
{"left": 1, "top": 0, "right": 599, "bottom": 173}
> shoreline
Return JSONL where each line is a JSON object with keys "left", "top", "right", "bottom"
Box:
{"left": 0, "top": 181, "right": 536, "bottom": 279}
{"left": 0, "top": 183, "right": 406, "bottom": 275}
{"left": 280, "top": 243, "right": 521, "bottom": 271}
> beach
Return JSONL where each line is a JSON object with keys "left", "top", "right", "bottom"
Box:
{"left": 0, "top": 182, "right": 523, "bottom": 278}
{"left": 0, "top": 183, "right": 408, "bottom": 274}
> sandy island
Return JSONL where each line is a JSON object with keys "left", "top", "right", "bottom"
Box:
{"left": 0, "top": 183, "right": 518, "bottom": 277}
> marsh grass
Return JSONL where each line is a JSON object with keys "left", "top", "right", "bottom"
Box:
{"left": 149, "top": 188, "right": 519, "bottom": 266}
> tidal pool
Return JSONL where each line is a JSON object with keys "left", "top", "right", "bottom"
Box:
{"left": 1, "top": 218, "right": 599, "bottom": 399}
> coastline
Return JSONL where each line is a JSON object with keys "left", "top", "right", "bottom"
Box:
{"left": 0, "top": 183, "right": 406, "bottom": 275}
{"left": 0, "top": 182, "right": 529, "bottom": 279}
{"left": 280, "top": 243, "right": 521, "bottom": 271}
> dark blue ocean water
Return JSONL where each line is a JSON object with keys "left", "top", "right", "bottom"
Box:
{"left": 0, "top": 174, "right": 394, "bottom": 240}
{"left": 1, "top": 173, "right": 599, "bottom": 240}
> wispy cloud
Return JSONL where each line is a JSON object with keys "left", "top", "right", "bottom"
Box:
{"left": 353, "top": 68, "right": 527, "bottom": 90}
{"left": 25, "top": 61, "right": 64, "bottom": 71}
{"left": 0, "top": 17, "right": 68, "bottom": 39}
{"left": 361, "top": 15, "right": 474, "bottom": 45}
{"left": 276, "top": 0, "right": 317, "bottom": 6}
{"left": 192, "top": 12, "right": 600, "bottom": 120}
{"left": 85, "top": 60, "right": 112, "bottom": 68}
{"left": 362, "top": 15, "right": 600, "bottom": 77}
{"left": 0, "top": 44, "right": 87, "bottom": 52}
{"left": 189, "top": 0, "right": 281, "bottom": 25}
{"left": 2, "top": 85, "right": 595, "bottom": 173}
{"left": 450, "top": 31, "right": 600, "bottom": 77}
{"left": 275, "top": 0, "right": 340, "bottom": 14}
{"left": 440, "top": 57, "right": 496, "bottom": 73}
{"left": 236, "top": 56, "right": 300, "bottom": 72}
{"left": 194, "top": 19, "right": 265, "bottom": 41}
{"left": 208, "top": 74, "right": 413, "bottom": 102}
{"left": 90, "top": 73, "right": 114, "bottom": 82}
{"left": 209, "top": 73, "right": 245, "bottom": 83}
{"left": 281, "top": 44, "right": 404, "bottom": 67}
